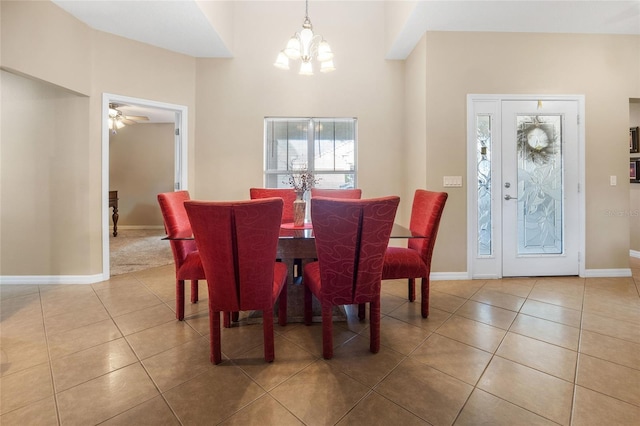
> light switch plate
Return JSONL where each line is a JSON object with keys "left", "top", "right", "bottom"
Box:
{"left": 610, "top": 175, "right": 617, "bottom": 186}
{"left": 443, "top": 176, "right": 463, "bottom": 187}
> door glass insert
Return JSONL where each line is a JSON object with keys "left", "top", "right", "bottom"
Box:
{"left": 477, "top": 114, "right": 492, "bottom": 256}
{"left": 516, "top": 115, "right": 563, "bottom": 254}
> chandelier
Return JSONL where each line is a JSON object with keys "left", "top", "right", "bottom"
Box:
{"left": 274, "top": 0, "right": 335, "bottom": 75}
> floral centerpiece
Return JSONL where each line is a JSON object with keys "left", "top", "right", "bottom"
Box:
{"left": 284, "top": 167, "right": 319, "bottom": 226}
{"left": 285, "top": 169, "right": 319, "bottom": 198}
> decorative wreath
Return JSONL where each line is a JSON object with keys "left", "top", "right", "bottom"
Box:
{"left": 517, "top": 117, "right": 557, "bottom": 165}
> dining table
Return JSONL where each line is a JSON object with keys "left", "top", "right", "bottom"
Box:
{"left": 166, "top": 222, "right": 424, "bottom": 322}
{"left": 277, "top": 222, "right": 426, "bottom": 320}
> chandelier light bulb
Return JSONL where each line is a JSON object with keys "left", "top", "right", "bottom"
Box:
{"left": 284, "top": 36, "right": 301, "bottom": 60}
{"left": 316, "top": 40, "right": 333, "bottom": 62}
{"left": 274, "top": 0, "right": 335, "bottom": 76}
{"left": 274, "top": 51, "right": 290, "bottom": 69}
{"left": 299, "top": 61, "right": 313, "bottom": 76}
{"left": 320, "top": 60, "right": 335, "bottom": 73}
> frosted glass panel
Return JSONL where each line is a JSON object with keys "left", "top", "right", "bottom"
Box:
{"left": 516, "top": 115, "right": 563, "bottom": 254}
{"left": 477, "top": 115, "right": 492, "bottom": 256}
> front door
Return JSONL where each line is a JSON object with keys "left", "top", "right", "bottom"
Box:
{"left": 502, "top": 100, "right": 580, "bottom": 276}
{"left": 467, "top": 96, "right": 583, "bottom": 279}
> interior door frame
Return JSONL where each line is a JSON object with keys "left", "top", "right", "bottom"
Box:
{"left": 466, "top": 94, "right": 586, "bottom": 279}
{"left": 101, "top": 93, "right": 188, "bottom": 279}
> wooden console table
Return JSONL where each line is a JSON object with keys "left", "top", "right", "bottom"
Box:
{"left": 109, "top": 190, "right": 119, "bottom": 237}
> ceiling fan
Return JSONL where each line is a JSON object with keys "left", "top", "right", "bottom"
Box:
{"left": 108, "top": 103, "right": 149, "bottom": 134}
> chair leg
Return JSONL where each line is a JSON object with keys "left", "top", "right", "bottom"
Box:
{"left": 421, "top": 277, "right": 430, "bottom": 318}
{"left": 223, "top": 312, "right": 240, "bottom": 328}
{"left": 190, "top": 280, "right": 199, "bottom": 303}
{"left": 278, "top": 286, "right": 288, "bottom": 327}
{"left": 408, "top": 278, "right": 416, "bottom": 302}
{"left": 321, "top": 303, "right": 334, "bottom": 359}
{"left": 176, "top": 279, "right": 185, "bottom": 320}
{"left": 210, "top": 310, "right": 222, "bottom": 364}
{"left": 358, "top": 303, "right": 366, "bottom": 320}
{"left": 304, "top": 285, "right": 313, "bottom": 325}
{"left": 263, "top": 309, "right": 275, "bottom": 362}
{"left": 369, "top": 297, "right": 381, "bottom": 354}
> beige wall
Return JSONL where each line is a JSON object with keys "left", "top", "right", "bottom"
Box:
{"left": 402, "top": 34, "right": 428, "bottom": 223}
{"left": 1, "top": 70, "right": 91, "bottom": 275}
{"left": 194, "top": 1, "right": 406, "bottom": 213}
{"left": 417, "top": 31, "right": 640, "bottom": 272}
{"left": 109, "top": 123, "right": 175, "bottom": 227}
{"left": 1, "top": 0, "right": 196, "bottom": 276}
{"left": 1, "top": 0, "right": 91, "bottom": 95}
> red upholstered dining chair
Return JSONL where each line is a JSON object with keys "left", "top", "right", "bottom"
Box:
{"left": 310, "top": 188, "right": 362, "bottom": 199}
{"left": 249, "top": 188, "right": 297, "bottom": 223}
{"left": 184, "top": 198, "right": 288, "bottom": 364}
{"left": 157, "top": 191, "right": 205, "bottom": 321}
{"left": 303, "top": 196, "right": 399, "bottom": 359}
{"left": 382, "top": 189, "right": 448, "bottom": 318}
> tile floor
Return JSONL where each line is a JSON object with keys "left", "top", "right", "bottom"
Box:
{"left": 1, "top": 260, "right": 639, "bottom": 425}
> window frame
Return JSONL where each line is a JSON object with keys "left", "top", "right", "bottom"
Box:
{"left": 263, "top": 117, "right": 357, "bottom": 189}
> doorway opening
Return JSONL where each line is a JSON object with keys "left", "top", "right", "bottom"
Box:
{"left": 466, "top": 94, "right": 585, "bottom": 279}
{"left": 101, "top": 93, "right": 188, "bottom": 279}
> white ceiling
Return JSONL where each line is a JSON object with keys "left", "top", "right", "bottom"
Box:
{"left": 52, "top": 1, "right": 640, "bottom": 60}
{"left": 52, "top": 0, "right": 231, "bottom": 58}
{"left": 388, "top": 0, "right": 640, "bottom": 59}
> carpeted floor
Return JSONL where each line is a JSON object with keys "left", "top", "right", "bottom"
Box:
{"left": 109, "top": 228, "right": 173, "bottom": 275}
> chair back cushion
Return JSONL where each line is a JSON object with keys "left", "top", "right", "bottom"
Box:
{"left": 185, "top": 198, "right": 283, "bottom": 312}
{"left": 311, "top": 196, "right": 399, "bottom": 305}
{"left": 310, "top": 188, "right": 362, "bottom": 199}
{"left": 408, "top": 190, "right": 448, "bottom": 262}
{"left": 158, "top": 191, "right": 197, "bottom": 268}
{"left": 250, "top": 188, "right": 297, "bottom": 223}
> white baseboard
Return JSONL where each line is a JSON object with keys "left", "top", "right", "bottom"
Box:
{"left": 1, "top": 267, "right": 632, "bottom": 286}
{"left": 433, "top": 269, "right": 635, "bottom": 279}
{"left": 468, "top": 274, "right": 502, "bottom": 280}
{"left": 430, "top": 272, "right": 471, "bottom": 281}
{"left": 583, "top": 268, "right": 633, "bottom": 278}
{"left": 0, "top": 274, "right": 106, "bottom": 285}
{"left": 630, "top": 250, "right": 640, "bottom": 259}
{"left": 111, "top": 225, "right": 165, "bottom": 231}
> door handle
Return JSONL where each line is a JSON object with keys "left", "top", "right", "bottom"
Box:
{"left": 504, "top": 194, "right": 517, "bottom": 200}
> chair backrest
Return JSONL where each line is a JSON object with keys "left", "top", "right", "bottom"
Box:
{"left": 310, "top": 188, "right": 362, "bottom": 199}
{"left": 311, "top": 196, "right": 399, "bottom": 305}
{"left": 408, "top": 190, "right": 448, "bottom": 263}
{"left": 184, "top": 198, "right": 284, "bottom": 312}
{"left": 157, "top": 191, "right": 197, "bottom": 268}
{"left": 249, "top": 188, "right": 297, "bottom": 223}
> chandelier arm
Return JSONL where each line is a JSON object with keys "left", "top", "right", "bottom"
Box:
{"left": 308, "top": 34, "right": 322, "bottom": 57}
